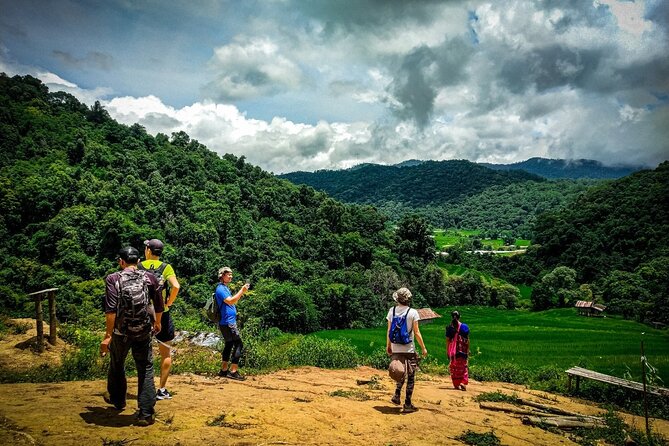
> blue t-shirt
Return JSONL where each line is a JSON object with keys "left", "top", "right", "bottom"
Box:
{"left": 215, "top": 283, "right": 236, "bottom": 325}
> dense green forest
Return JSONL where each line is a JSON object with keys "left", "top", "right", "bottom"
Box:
{"left": 448, "top": 163, "right": 669, "bottom": 323}
{"left": 280, "top": 160, "right": 543, "bottom": 206}
{"left": 0, "top": 74, "right": 447, "bottom": 332}
{"left": 377, "top": 179, "right": 598, "bottom": 239}
{"left": 281, "top": 161, "right": 603, "bottom": 237}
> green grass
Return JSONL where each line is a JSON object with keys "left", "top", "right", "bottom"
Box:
{"left": 312, "top": 307, "right": 669, "bottom": 384}
{"left": 433, "top": 228, "right": 481, "bottom": 248}
{"left": 433, "top": 229, "right": 531, "bottom": 250}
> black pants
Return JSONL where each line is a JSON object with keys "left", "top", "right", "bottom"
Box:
{"left": 107, "top": 333, "right": 156, "bottom": 418}
{"left": 219, "top": 324, "right": 243, "bottom": 365}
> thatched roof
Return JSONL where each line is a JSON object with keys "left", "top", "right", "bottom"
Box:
{"left": 417, "top": 308, "right": 442, "bottom": 322}
{"left": 575, "top": 301, "right": 606, "bottom": 311}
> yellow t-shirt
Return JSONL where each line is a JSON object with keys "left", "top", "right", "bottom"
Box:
{"left": 139, "top": 260, "right": 176, "bottom": 308}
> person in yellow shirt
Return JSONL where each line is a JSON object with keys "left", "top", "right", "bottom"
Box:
{"left": 139, "top": 239, "right": 180, "bottom": 400}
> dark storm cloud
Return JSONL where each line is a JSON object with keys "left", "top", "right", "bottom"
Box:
{"left": 390, "top": 37, "right": 472, "bottom": 128}
{"left": 286, "top": 0, "right": 454, "bottom": 30}
{"left": 498, "top": 45, "right": 606, "bottom": 95}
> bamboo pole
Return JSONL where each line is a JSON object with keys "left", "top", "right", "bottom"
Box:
{"left": 641, "top": 338, "right": 650, "bottom": 439}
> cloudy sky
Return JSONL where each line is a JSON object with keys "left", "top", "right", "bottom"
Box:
{"left": 1, "top": 0, "right": 667, "bottom": 173}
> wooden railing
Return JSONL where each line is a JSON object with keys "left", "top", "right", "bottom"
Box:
{"left": 566, "top": 366, "right": 669, "bottom": 397}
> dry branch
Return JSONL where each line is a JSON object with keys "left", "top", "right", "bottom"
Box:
{"left": 522, "top": 415, "right": 606, "bottom": 429}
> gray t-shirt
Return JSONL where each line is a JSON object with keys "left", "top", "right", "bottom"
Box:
{"left": 386, "top": 305, "right": 420, "bottom": 353}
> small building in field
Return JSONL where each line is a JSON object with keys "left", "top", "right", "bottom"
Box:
{"left": 417, "top": 308, "right": 442, "bottom": 325}
{"left": 575, "top": 300, "right": 606, "bottom": 317}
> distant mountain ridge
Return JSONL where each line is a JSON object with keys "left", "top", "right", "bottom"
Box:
{"left": 479, "top": 157, "right": 644, "bottom": 179}
{"left": 279, "top": 159, "right": 543, "bottom": 207}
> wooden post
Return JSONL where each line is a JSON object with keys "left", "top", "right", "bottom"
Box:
{"left": 48, "top": 290, "right": 57, "bottom": 345}
{"left": 27, "top": 288, "right": 59, "bottom": 353}
{"left": 34, "top": 295, "right": 44, "bottom": 353}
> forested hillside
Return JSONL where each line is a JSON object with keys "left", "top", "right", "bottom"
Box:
{"left": 280, "top": 160, "right": 543, "bottom": 206}
{"left": 0, "top": 74, "right": 444, "bottom": 332}
{"left": 451, "top": 163, "right": 669, "bottom": 322}
{"left": 377, "top": 179, "right": 598, "bottom": 238}
{"left": 481, "top": 157, "right": 643, "bottom": 179}
{"left": 281, "top": 161, "right": 600, "bottom": 237}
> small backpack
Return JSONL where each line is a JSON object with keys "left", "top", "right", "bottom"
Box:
{"left": 389, "top": 306, "right": 412, "bottom": 344}
{"left": 204, "top": 292, "right": 220, "bottom": 324}
{"left": 138, "top": 261, "right": 169, "bottom": 302}
{"left": 115, "top": 269, "right": 154, "bottom": 339}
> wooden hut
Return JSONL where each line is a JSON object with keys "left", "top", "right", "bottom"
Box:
{"left": 417, "top": 308, "right": 442, "bottom": 325}
{"left": 575, "top": 301, "right": 606, "bottom": 317}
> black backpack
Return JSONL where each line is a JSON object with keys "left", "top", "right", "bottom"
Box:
{"left": 115, "top": 269, "right": 154, "bottom": 339}
{"left": 138, "top": 261, "right": 169, "bottom": 303}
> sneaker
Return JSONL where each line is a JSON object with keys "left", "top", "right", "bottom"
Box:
{"left": 135, "top": 415, "right": 155, "bottom": 427}
{"left": 391, "top": 395, "right": 401, "bottom": 405}
{"left": 156, "top": 388, "right": 172, "bottom": 400}
{"left": 403, "top": 403, "right": 418, "bottom": 413}
{"left": 102, "top": 391, "right": 125, "bottom": 410}
{"left": 460, "top": 384, "right": 467, "bottom": 391}
{"left": 226, "top": 371, "right": 246, "bottom": 381}
{"left": 217, "top": 369, "right": 228, "bottom": 378}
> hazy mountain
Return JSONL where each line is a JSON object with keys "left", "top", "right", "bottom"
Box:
{"left": 480, "top": 157, "right": 644, "bottom": 179}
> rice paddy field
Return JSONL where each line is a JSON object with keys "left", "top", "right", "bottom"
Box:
{"left": 312, "top": 307, "right": 669, "bottom": 384}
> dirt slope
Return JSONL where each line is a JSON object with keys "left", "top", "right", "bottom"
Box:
{"left": 1, "top": 367, "right": 668, "bottom": 446}
{"left": 1, "top": 321, "right": 667, "bottom": 445}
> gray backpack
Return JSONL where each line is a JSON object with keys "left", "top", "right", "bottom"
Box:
{"left": 116, "top": 269, "right": 154, "bottom": 339}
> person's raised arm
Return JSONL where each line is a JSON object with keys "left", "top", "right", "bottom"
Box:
{"left": 224, "top": 283, "right": 250, "bottom": 305}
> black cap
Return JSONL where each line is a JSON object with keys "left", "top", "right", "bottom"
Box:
{"left": 118, "top": 246, "right": 140, "bottom": 264}
{"left": 143, "top": 239, "right": 164, "bottom": 255}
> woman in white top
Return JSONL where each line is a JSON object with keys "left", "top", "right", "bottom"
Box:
{"left": 386, "top": 287, "right": 428, "bottom": 412}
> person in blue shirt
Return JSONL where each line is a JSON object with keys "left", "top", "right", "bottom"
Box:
{"left": 215, "top": 266, "right": 250, "bottom": 381}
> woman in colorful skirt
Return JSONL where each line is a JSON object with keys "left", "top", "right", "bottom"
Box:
{"left": 446, "top": 310, "right": 469, "bottom": 390}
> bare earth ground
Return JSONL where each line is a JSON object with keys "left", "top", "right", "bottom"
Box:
{"left": 1, "top": 323, "right": 668, "bottom": 446}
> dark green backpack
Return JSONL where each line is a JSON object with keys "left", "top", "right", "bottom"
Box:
{"left": 204, "top": 292, "right": 220, "bottom": 324}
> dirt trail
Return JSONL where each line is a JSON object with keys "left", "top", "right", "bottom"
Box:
{"left": 1, "top": 366, "right": 668, "bottom": 446}
{"left": 1, "top": 321, "right": 667, "bottom": 445}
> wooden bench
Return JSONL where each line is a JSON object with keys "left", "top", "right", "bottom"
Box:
{"left": 566, "top": 366, "right": 669, "bottom": 397}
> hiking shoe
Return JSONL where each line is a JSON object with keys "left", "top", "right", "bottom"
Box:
{"left": 102, "top": 391, "right": 125, "bottom": 410}
{"left": 217, "top": 369, "right": 228, "bottom": 378}
{"left": 403, "top": 403, "right": 418, "bottom": 413}
{"left": 135, "top": 415, "right": 155, "bottom": 427}
{"left": 156, "top": 388, "right": 172, "bottom": 400}
{"left": 226, "top": 371, "right": 246, "bottom": 381}
{"left": 391, "top": 395, "right": 401, "bottom": 405}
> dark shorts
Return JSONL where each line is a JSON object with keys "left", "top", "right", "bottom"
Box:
{"left": 219, "top": 323, "right": 241, "bottom": 342}
{"left": 155, "top": 311, "right": 175, "bottom": 342}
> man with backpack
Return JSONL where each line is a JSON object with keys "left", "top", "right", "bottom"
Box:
{"left": 100, "top": 246, "right": 164, "bottom": 426}
{"left": 385, "top": 287, "right": 428, "bottom": 413}
{"left": 139, "top": 238, "right": 180, "bottom": 400}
